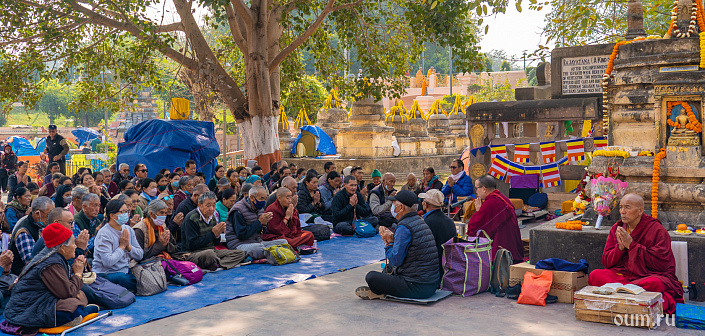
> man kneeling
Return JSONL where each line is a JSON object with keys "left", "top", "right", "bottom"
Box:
{"left": 589, "top": 193, "right": 683, "bottom": 314}
{"left": 356, "top": 190, "right": 439, "bottom": 300}
{"left": 179, "top": 191, "right": 246, "bottom": 270}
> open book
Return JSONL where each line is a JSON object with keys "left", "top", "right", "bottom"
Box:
{"left": 592, "top": 283, "right": 645, "bottom": 295}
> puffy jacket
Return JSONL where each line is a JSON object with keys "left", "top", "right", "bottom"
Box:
{"left": 225, "top": 198, "right": 264, "bottom": 249}
{"left": 394, "top": 212, "right": 439, "bottom": 285}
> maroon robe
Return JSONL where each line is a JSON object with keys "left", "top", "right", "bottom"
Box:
{"left": 262, "top": 200, "right": 314, "bottom": 248}
{"left": 466, "top": 190, "right": 523, "bottom": 263}
{"left": 589, "top": 213, "right": 683, "bottom": 313}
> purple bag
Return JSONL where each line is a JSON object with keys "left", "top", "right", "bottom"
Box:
{"left": 440, "top": 231, "right": 492, "bottom": 297}
{"left": 0, "top": 321, "right": 23, "bottom": 335}
{"left": 162, "top": 259, "right": 203, "bottom": 285}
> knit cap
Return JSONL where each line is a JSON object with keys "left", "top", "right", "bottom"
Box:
{"left": 371, "top": 169, "right": 382, "bottom": 178}
{"left": 44, "top": 223, "right": 73, "bottom": 248}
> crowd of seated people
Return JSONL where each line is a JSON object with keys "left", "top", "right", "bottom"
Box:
{"left": 0, "top": 154, "right": 683, "bottom": 330}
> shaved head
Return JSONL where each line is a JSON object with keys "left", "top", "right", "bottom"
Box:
{"left": 619, "top": 193, "right": 645, "bottom": 226}
{"left": 622, "top": 193, "right": 644, "bottom": 208}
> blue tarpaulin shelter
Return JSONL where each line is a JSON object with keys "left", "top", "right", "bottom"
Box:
{"left": 291, "top": 125, "right": 336, "bottom": 158}
{"left": 35, "top": 137, "right": 46, "bottom": 154}
{"left": 72, "top": 127, "right": 100, "bottom": 146}
{"left": 117, "top": 119, "right": 220, "bottom": 181}
{"left": 6, "top": 136, "right": 41, "bottom": 157}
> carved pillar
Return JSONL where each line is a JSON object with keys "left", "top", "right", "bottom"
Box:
{"left": 626, "top": 0, "right": 646, "bottom": 39}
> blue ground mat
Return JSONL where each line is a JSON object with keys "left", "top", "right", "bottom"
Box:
{"left": 2, "top": 236, "right": 385, "bottom": 336}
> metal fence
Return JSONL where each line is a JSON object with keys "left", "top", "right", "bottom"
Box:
{"left": 219, "top": 150, "right": 245, "bottom": 169}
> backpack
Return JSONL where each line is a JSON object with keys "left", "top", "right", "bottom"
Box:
{"left": 263, "top": 243, "right": 300, "bottom": 265}
{"left": 88, "top": 277, "right": 135, "bottom": 309}
{"left": 489, "top": 247, "right": 513, "bottom": 297}
{"left": 162, "top": 259, "right": 203, "bottom": 285}
{"left": 353, "top": 218, "right": 377, "bottom": 238}
{"left": 131, "top": 258, "right": 167, "bottom": 296}
{"left": 302, "top": 224, "right": 331, "bottom": 241}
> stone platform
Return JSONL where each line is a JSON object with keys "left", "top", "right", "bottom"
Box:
{"left": 531, "top": 214, "right": 705, "bottom": 299}
{"left": 285, "top": 154, "right": 458, "bottom": 176}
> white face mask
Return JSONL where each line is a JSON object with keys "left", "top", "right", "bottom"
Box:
{"left": 153, "top": 215, "right": 167, "bottom": 226}
{"left": 390, "top": 204, "right": 398, "bottom": 217}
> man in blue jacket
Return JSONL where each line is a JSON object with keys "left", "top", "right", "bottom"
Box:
{"left": 441, "top": 159, "right": 474, "bottom": 203}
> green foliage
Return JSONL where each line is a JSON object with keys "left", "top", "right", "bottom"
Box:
{"left": 500, "top": 60, "right": 511, "bottom": 71}
{"left": 471, "top": 78, "right": 517, "bottom": 102}
{"left": 532, "top": 0, "right": 671, "bottom": 58}
{"left": 37, "top": 81, "right": 72, "bottom": 124}
{"left": 281, "top": 75, "right": 328, "bottom": 124}
{"left": 525, "top": 66, "right": 538, "bottom": 86}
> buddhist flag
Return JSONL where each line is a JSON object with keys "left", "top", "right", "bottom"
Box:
{"left": 566, "top": 139, "right": 585, "bottom": 162}
{"left": 513, "top": 143, "right": 530, "bottom": 163}
{"left": 540, "top": 141, "right": 556, "bottom": 163}
{"left": 505, "top": 158, "right": 525, "bottom": 182}
{"left": 541, "top": 163, "right": 561, "bottom": 188}
{"left": 490, "top": 144, "right": 507, "bottom": 160}
{"left": 488, "top": 157, "right": 508, "bottom": 180}
{"left": 524, "top": 165, "right": 542, "bottom": 177}
{"left": 593, "top": 136, "right": 608, "bottom": 150}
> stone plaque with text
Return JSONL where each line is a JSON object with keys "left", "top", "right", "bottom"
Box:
{"left": 561, "top": 56, "right": 609, "bottom": 95}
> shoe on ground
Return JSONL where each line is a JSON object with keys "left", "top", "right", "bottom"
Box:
{"left": 545, "top": 294, "right": 558, "bottom": 304}
{"left": 506, "top": 283, "right": 521, "bottom": 300}
{"left": 355, "top": 286, "right": 385, "bottom": 300}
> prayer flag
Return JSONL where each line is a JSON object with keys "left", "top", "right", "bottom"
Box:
{"left": 593, "top": 136, "right": 607, "bottom": 150}
{"left": 490, "top": 144, "right": 507, "bottom": 160}
{"left": 566, "top": 139, "right": 585, "bottom": 162}
{"left": 505, "top": 158, "right": 525, "bottom": 182}
{"left": 488, "top": 157, "right": 508, "bottom": 180}
{"left": 513, "top": 143, "right": 530, "bottom": 163}
{"left": 524, "top": 165, "right": 542, "bottom": 177}
{"left": 539, "top": 141, "right": 556, "bottom": 163}
{"left": 541, "top": 163, "right": 561, "bottom": 188}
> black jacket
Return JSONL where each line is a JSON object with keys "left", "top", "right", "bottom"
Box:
{"left": 330, "top": 189, "right": 372, "bottom": 224}
{"left": 296, "top": 188, "right": 325, "bottom": 215}
{"left": 423, "top": 209, "right": 458, "bottom": 275}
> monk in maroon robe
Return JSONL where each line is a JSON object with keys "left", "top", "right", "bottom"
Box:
{"left": 262, "top": 188, "right": 314, "bottom": 248}
{"left": 589, "top": 194, "right": 683, "bottom": 314}
{"left": 466, "top": 175, "right": 524, "bottom": 264}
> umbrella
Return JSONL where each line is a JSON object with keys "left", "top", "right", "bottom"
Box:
{"left": 71, "top": 127, "right": 100, "bottom": 146}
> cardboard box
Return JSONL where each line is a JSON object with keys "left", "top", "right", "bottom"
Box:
{"left": 573, "top": 286, "right": 663, "bottom": 329}
{"left": 509, "top": 263, "right": 588, "bottom": 303}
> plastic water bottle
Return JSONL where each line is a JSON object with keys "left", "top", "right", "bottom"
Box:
{"left": 313, "top": 240, "right": 318, "bottom": 248}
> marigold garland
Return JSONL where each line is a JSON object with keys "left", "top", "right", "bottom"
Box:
{"left": 651, "top": 148, "right": 667, "bottom": 218}
{"left": 666, "top": 101, "right": 702, "bottom": 133}
{"left": 593, "top": 150, "right": 630, "bottom": 158}
{"left": 556, "top": 221, "right": 584, "bottom": 230}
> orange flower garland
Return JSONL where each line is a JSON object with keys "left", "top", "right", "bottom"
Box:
{"left": 665, "top": 101, "right": 702, "bottom": 133}
{"left": 652, "top": 148, "right": 667, "bottom": 218}
{"left": 556, "top": 221, "right": 584, "bottom": 231}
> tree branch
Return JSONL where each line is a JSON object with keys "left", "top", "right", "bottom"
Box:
{"left": 154, "top": 22, "right": 185, "bottom": 33}
{"left": 224, "top": 3, "right": 248, "bottom": 54}
{"left": 269, "top": 0, "right": 361, "bottom": 73}
{"left": 0, "top": 22, "right": 85, "bottom": 47}
{"left": 231, "top": 0, "right": 254, "bottom": 30}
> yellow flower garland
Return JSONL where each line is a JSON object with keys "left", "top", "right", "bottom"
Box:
{"left": 593, "top": 150, "right": 630, "bottom": 158}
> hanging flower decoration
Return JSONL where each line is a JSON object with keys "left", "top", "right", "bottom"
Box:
{"left": 556, "top": 220, "right": 585, "bottom": 230}
{"left": 666, "top": 101, "right": 702, "bottom": 133}
{"left": 593, "top": 149, "right": 630, "bottom": 158}
{"left": 652, "top": 148, "right": 667, "bottom": 218}
{"left": 409, "top": 100, "right": 423, "bottom": 120}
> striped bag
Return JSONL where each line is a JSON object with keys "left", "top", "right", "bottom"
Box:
{"left": 440, "top": 231, "right": 493, "bottom": 297}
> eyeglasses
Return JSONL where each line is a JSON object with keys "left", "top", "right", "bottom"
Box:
{"left": 449, "top": 166, "right": 458, "bottom": 169}
{"left": 163, "top": 195, "right": 174, "bottom": 200}
{"left": 139, "top": 169, "right": 148, "bottom": 173}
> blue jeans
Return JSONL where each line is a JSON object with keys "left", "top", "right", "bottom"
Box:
{"left": 97, "top": 272, "right": 137, "bottom": 292}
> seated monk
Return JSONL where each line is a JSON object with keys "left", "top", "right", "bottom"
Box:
{"left": 466, "top": 175, "right": 523, "bottom": 264}
{"left": 262, "top": 187, "right": 314, "bottom": 248}
{"left": 589, "top": 193, "right": 683, "bottom": 314}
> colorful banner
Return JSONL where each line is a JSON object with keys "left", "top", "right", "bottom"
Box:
{"left": 541, "top": 163, "right": 561, "bottom": 188}
{"left": 593, "top": 136, "right": 607, "bottom": 150}
{"left": 505, "top": 158, "right": 525, "bottom": 182}
{"left": 540, "top": 141, "right": 556, "bottom": 163}
{"left": 490, "top": 144, "right": 507, "bottom": 160}
{"left": 566, "top": 139, "right": 585, "bottom": 162}
{"left": 488, "top": 157, "right": 508, "bottom": 180}
{"left": 513, "top": 143, "right": 530, "bottom": 163}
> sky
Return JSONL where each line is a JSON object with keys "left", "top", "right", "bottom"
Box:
{"left": 479, "top": 4, "right": 553, "bottom": 68}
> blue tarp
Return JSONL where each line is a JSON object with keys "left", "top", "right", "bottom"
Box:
{"left": 72, "top": 127, "right": 100, "bottom": 146}
{"left": 291, "top": 125, "right": 336, "bottom": 157}
{"left": 34, "top": 137, "right": 46, "bottom": 155}
{"left": 0, "top": 236, "right": 385, "bottom": 336}
{"left": 5, "top": 137, "right": 40, "bottom": 157}
{"left": 117, "top": 119, "right": 220, "bottom": 181}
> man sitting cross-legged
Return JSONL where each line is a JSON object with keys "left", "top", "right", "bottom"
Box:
{"left": 179, "top": 191, "right": 246, "bottom": 270}
{"left": 589, "top": 193, "right": 683, "bottom": 314}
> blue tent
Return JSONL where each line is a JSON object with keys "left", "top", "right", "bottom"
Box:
{"left": 117, "top": 119, "right": 221, "bottom": 181}
{"left": 72, "top": 127, "right": 100, "bottom": 146}
{"left": 6, "top": 137, "right": 40, "bottom": 156}
{"left": 35, "top": 137, "right": 46, "bottom": 154}
{"left": 291, "top": 125, "right": 336, "bottom": 158}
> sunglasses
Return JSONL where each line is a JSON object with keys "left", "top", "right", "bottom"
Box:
{"left": 162, "top": 195, "right": 174, "bottom": 201}
{"left": 449, "top": 166, "right": 458, "bottom": 169}
{"left": 139, "top": 169, "right": 148, "bottom": 173}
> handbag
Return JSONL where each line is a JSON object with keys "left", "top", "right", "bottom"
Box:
{"left": 302, "top": 223, "right": 331, "bottom": 241}
{"left": 81, "top": 271, "right": 97, "bottom": 285}
{"left": 352, "top": 208, "right": 377, "bottom": 238}
{"left": 263, "top": 243, "right": 300, "bottom": 265}
{"left": 162, "top": 259, "right": 203, "bottom": 285}
{"left": 131, "top": 258, "right": 167, "bottom": 296}
{"left": 440, "top": 230, "right": 493, "bottom": 297}
{"left": 88, "top": 277, "right": 135, "bottom": 309}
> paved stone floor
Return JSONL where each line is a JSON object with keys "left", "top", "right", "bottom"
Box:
{"left": 111, "top": 262, "right": 700, "bottom": 336}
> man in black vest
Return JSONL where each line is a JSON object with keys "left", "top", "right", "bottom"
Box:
{"left": 8, "top": 196, "right": 55, "bottom": 275}
{"left": 356, "top": 190, "right": 439, "bottom": 300}
{"left": 368, "top": 173, "right": 397, "bottom": 229}
{"left": 45, "top": 125, "right": 70, "bottom": 175}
